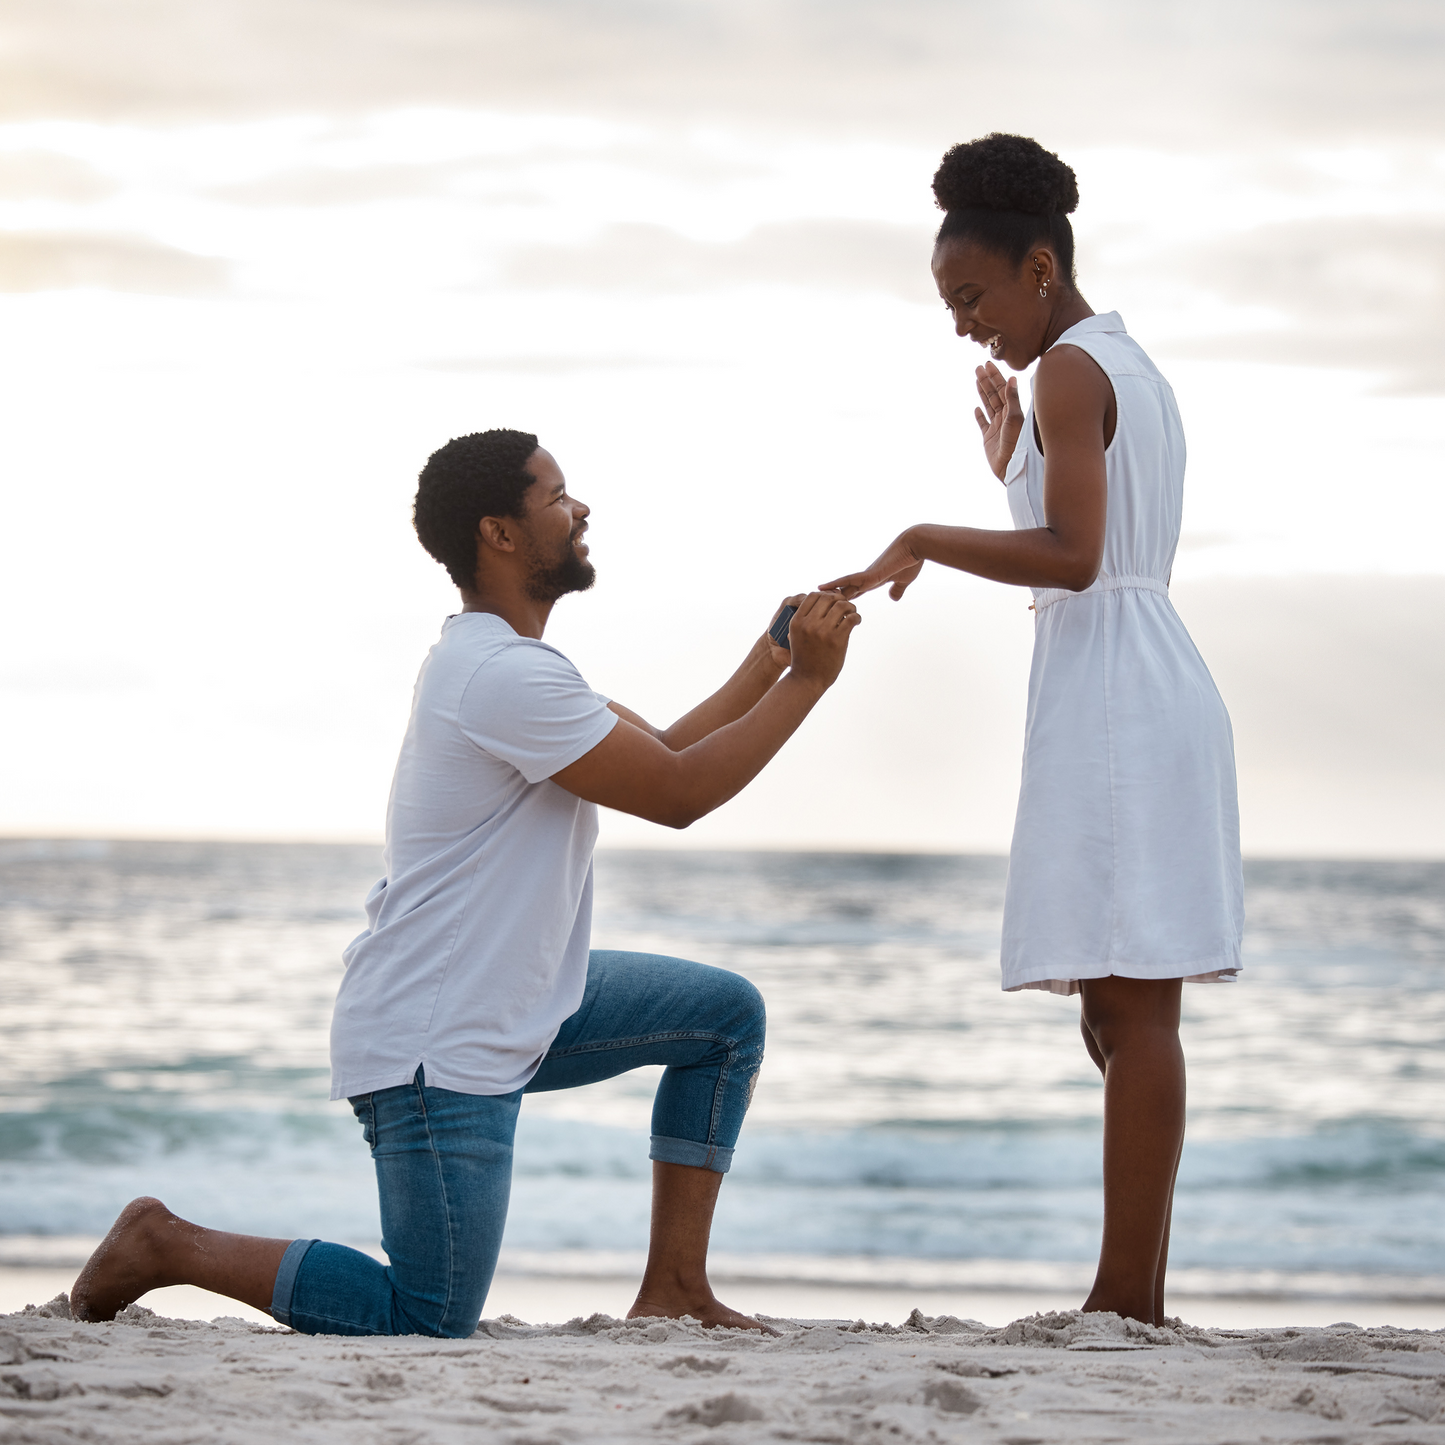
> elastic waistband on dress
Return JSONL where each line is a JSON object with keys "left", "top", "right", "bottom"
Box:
{"left": 1032, "top": 574, "right": 1170, "bottom": 614}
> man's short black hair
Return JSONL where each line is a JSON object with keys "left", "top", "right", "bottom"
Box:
{"left": 413, "top": 429, "right": 540, "bottom": 588}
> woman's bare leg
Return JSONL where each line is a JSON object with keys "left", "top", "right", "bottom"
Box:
{"left": 1083, "top": 1009, "right": 1184, "bottom": 1318}
{"left": 627, "top": 1162, "right": 772, "bottom": 1332}
{"left": 1078, "top": 977, "right": 1185, "bottom": 1324}
{"left": 1154, "top": 1137, "right": 1183, "bottom": 1322}
{"left": 71, "top": 1197, "right": 290, "bottom": 1322}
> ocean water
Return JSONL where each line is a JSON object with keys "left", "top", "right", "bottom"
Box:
{"left": 2, "top": 840, "right": 1445, "bottom": 1299}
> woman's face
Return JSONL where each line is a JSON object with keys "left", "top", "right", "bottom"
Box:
{"left": 932, "top": 237, "right": 1056, "bottom": 371}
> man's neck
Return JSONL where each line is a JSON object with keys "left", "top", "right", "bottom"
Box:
{"left": 458, "top": 587, "right": 554, "bottom": 640}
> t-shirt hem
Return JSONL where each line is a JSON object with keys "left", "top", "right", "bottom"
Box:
{"left": 518, "top": 707, "right": 619, "bottom": 785}
{"left": 330, "top": 1055, "right": 548, "bottom": 1101}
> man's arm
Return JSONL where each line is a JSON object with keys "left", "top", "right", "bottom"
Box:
{"left": 607, "top": 596, "right": 800, "bottom": 751}
{"left": 553, "top": 592, "right": 859, "bottom": 828}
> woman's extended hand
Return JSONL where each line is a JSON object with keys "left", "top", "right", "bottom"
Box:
{"left": 818, "top": 533, "right": 924, "bottom": 602}
{"left": 976, "top": 361, "right": 1024, "bottom": 481}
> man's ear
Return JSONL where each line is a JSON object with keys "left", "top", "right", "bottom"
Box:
{"left": 477, "top": 515, "right": 518, "bottom": 555}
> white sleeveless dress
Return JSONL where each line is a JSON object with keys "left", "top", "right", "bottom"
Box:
{"left": 1000, "top": 312, "right": 1243, "bottom": 995}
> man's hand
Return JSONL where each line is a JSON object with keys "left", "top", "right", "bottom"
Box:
{"left": 783, "top": 591, "right": 862, "bottom": 687}
{"left": 551, "top": 592, "right": 861, "bottom": 829}
{"left": 763, "top": 594, "right": 806, "bottom": 670}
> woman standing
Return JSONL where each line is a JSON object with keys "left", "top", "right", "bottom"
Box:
{"left": 823, "top": 133, "right": 1243, "bottom": 1325}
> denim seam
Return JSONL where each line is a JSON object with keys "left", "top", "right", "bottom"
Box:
{"left": 708, "top": 1046, "right": 733, "bottom": 1167}
{"left": 544, "top": 1029, "right": 733, "bottom": 1057}
{"left": 412, "top": 1074, "right": 458, "bottom": 1336}
{"left": 547, "top": 1029, "right": 742, "bottom": 1158}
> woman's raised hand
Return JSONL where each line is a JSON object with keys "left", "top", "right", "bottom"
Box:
{"left": 976, "top": 361, "right": 1024, "bottom": 481}
{"left": 819, "top": 533, "right": 924, "bottom": 603}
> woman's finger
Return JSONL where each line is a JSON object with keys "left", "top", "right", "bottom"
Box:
{"left": 974, "top": 406, "right": 989, "bottom": 434}
{"left": 976, "top": 367, "right": 1007, "bottom": 416}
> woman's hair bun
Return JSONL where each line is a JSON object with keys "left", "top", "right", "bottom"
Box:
{"left": 932, "top": 133, "right": 1078, "bottom": 217}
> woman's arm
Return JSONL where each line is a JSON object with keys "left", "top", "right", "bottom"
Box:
{"left": 821, "top": 347, "right": 1112, "bottom": 599}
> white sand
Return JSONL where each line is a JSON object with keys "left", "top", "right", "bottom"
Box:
{"left": 8, "top": 1293, "right": 1445, "bottom": 1443}
{"left": 8, "top": 1262, "right": 1445, "bottom": 1333}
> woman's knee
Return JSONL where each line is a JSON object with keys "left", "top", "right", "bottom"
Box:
{"left": 1080, "top": 977, "right": 1180, "bottom": 1057}
{"left": 1079, "top": 1013, "right": 1107, "bottom": 1076}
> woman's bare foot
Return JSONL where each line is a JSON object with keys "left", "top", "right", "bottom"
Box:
{"left": 627, "top": 1278, "right": 777, "bottom": 1334}
{"left": 72, "top": 1197, "right": 181, "bottom": 1321}
{"left": 1081, "top": 1292, "right": 1155, "bottom": 1325}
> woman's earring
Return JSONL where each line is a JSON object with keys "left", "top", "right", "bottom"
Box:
{"left": 1038, "top": 280, "right": 1050, "bottom": 299}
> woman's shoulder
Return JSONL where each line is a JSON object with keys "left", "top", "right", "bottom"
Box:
{"left": 1032, "top": 341, "right": 1115, "bottom": 417}
{"left": 1051, "top": 314, "right": 1168, "bottom": 385}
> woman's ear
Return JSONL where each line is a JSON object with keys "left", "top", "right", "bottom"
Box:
{"left": 1030, "top": 248, "right": 1058, "bottom": 298}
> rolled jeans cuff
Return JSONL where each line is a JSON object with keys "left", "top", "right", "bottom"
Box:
{"left": 269, "top": 1238, "right": 318, "bottom": 1327}
{"left": 649, "top": 1134, "right": 734, "bottom": 1173}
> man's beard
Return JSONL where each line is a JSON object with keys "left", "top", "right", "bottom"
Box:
{"left": 523, "top": 535, "right": 596, "bottom": 603}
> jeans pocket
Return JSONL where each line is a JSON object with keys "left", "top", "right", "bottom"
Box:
{"left": 349, "top": 1094, "right": 376, "bottom": 1150}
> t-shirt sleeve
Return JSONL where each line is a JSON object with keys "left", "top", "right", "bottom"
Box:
{"left": 458, "top": 643, "right": 618, "bottom": 784}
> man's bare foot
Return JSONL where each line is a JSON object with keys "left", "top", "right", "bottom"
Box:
{"left": 72, "top": 1197, "right": 181, "bottom": 1321}
{"left": 627, "top": 1282, "right": 777, "bottom": 1334}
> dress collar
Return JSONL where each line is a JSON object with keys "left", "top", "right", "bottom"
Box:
{"left": 1053, "top": 311, "right": 1127, "bottom": 346}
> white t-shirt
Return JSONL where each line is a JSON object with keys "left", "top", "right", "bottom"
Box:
{"left": 330, "top": 612, "right": 618, "bottom": 1099}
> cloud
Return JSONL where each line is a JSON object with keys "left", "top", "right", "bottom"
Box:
{"left": 0, "top": 232, "right": 229, "bottom": 293}
{"left": 422, "top": 355, "right": 717, "bottom": 373}
{"left": 0, "top": 660, "right": 151, "bottom": 692}
{"left": 1175, "top": 575, "right": 1445, "bottom": 854}
{"left": 503, "top": 220, "right": 937, "bottom": 301}
{"left": 1, "top": 0, "right": 1441, "bottom": 147}
{"left": 0, "top": 150, "right": 115, "bottom": 200}
{"left": 1165, "top": 218, "right": 1445, "bottom": 393}
{"left": 215, "top": 160, "right": 479, "bottom": 207}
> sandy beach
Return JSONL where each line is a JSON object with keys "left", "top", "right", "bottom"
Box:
{"left": 7, "top": 1292, "right": 1445, "bottom": 1444}
{"left": 7, "top": 1254, "right": 1445, "bottom": 1334}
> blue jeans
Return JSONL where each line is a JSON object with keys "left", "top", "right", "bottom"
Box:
{"left": 270, "top": 950, "right": 765, "bottom": 1337}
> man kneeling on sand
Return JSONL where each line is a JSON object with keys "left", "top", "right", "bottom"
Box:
{"left": 74, "top": 428, "right": 860, "bottom": 1337}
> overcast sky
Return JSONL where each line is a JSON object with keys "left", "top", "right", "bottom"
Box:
{"left": 1, "top": 0, "right": 1442, "bottom": 855}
